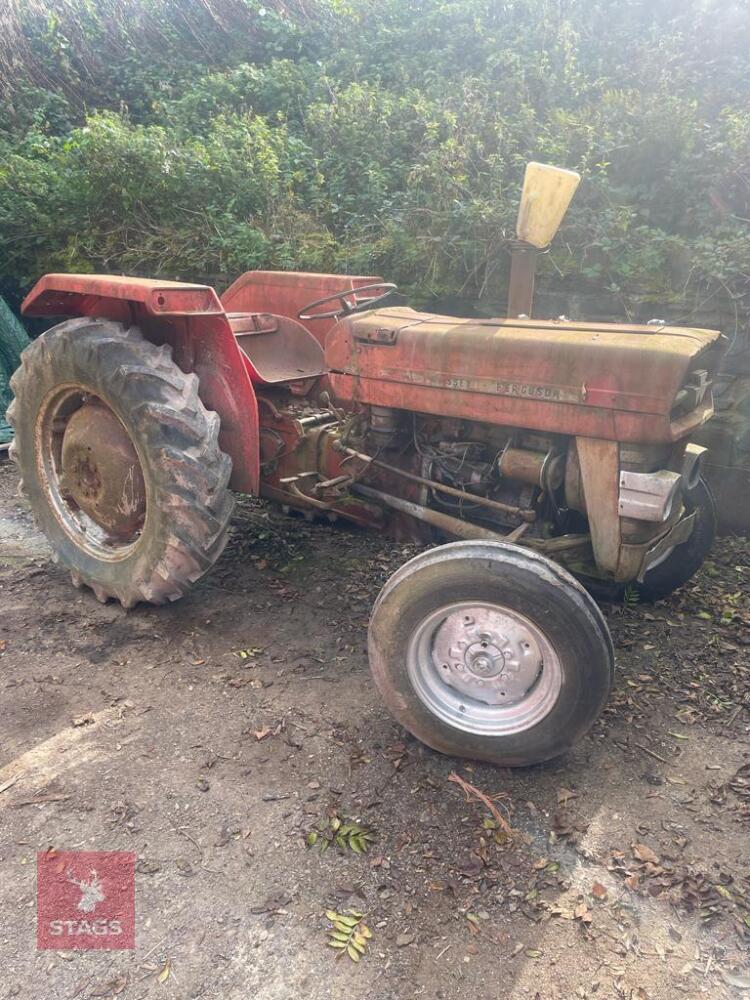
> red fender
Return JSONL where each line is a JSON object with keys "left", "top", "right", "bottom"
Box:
{"left": 21, "top": 274, "right": 260, "bottom": 494}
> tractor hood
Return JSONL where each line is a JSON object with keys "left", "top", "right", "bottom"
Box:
{"left": 325, "top": 307, "right": 727, "bottom": 443}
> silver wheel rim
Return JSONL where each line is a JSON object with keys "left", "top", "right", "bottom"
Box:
{"left": 407, "top": 601, "right": 563, "bottom": 736}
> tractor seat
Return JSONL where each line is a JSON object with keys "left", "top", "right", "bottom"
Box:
{"left": 226, "top": 312, "right": 327, "bottom": 385}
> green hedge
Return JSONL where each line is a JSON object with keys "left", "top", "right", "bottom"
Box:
{"left": 1, "top": 0, "right": 748, "bottom": 323}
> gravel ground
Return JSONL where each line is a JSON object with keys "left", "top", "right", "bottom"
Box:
{"left": 1, "top": 457, "right": 749, "bottom": 1000}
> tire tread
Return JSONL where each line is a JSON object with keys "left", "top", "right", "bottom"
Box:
{"left": 7, "top": 319, "right": 234, "bottom": 607}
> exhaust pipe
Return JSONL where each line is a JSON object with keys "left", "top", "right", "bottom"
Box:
{"left": 507, "top": 163, "right": 581, "bottom": 318}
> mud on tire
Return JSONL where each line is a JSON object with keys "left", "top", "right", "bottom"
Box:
{"left": 8, "top": 318, "right": 234, "bottom": 607}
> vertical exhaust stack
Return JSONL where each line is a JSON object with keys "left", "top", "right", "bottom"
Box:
{"left": 507, "top": 162, "right": 581, "bottom": 319}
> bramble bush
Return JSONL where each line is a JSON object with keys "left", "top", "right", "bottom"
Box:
{"left": 0, "top": 0, "right": 748, "bottom": 325}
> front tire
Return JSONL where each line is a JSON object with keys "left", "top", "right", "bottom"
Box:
{"left": 368, "top": 541, "right": 614, "bottom": 767}
{"left": 8, "top": 318, "right": 234, "bottom": 607}
{"left": 579, "top": 477, "right": 718, "bottom": 604}
{"left": 636, "top": 476, "right": 717, "bottom": 601}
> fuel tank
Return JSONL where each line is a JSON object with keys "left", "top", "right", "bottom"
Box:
{"left": 325, "top": 307, "right": 726, "bottom": 443}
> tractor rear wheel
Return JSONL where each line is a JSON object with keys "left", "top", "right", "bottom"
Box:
{"left": 368, "top": 541, "right": 614, "bottom": 767}
{"left": 8, "top": 318, "right": 234, "bottom": 607}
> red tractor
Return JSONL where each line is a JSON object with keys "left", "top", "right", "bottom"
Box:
{"left": 8, "top": 164, "right": 726, "bottom": 766}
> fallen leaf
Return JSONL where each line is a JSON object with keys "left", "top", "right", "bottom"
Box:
{"left": 557, "top": 787, "right": 578, "bottom": 805}
{"left": 591, "top": 882, "right": 608, "bottom": 901}
{"left": 632, "top": 843, "right": 660, "bottom": 865}
{"left": 233, "top": 647, "right": 264, "bottom": 660}
{"left": 396, "top": 932, "right": 415, "bottom": 947}
{"left": 157, "top": 959, "right": 170, "bottom": 983}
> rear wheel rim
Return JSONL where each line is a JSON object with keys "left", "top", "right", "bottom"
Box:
{"left": 406, "top": 601, "right": 562, "bottom": 736}
{"left": 36, "top": 385, "right": 147, "bottom": 560}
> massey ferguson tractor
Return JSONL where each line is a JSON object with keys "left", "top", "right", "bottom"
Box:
{"left": 8, "top": 164, "right": 726, "bottom": 766}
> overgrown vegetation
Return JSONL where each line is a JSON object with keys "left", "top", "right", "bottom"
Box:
{"left": 1, "top": 0, "right": 748, "bottom": 322}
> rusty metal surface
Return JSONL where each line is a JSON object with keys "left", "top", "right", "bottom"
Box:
{"left": 221, "top": 271, "right": 384, "bottom": 345}
{"left": 21, "top": 274, "right": 261, "bottom": 495}
{"left": 498, "top": 445, "right": 563, "bottom": 489}
{"left": 60, "top": 401, "right": 146, "bottom": 539}
{"left": 22, "top": 273, "right": 224, "bottom": 318}
{"left": 255, "top": 398, "right": 383, "bottom": 528}
{"left": 326, "top": 307, "right": 724, "bottom": 443}
{"left": 18, "top": 268, "right": 727, "bottom": 584}
{"left": 352, "top": 483, "right": 512, "bottom": 542}
{"left": 336, "top": 443, "right": 536, "bottom": 521}
{"left": 575, "top": 437, "right": 621, "bottom": 575}
{"left": 235, "top": 316, "right": 327, "bottom": 385}
{"left": 34, "top": 387, "right": 148, "bottom": 559}
{"left": 507, "top": 244, "right": 538, "bottom": 318}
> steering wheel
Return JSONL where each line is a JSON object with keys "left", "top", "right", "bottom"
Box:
{"left": 297, "top": 282, "right": 397, "bottom": 321}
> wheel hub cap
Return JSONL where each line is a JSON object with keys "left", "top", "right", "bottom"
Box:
{"left": 433, "top": 607, "right": 544, "bottom": 706}
{"left": 407, "top": 601, "right": 563, "bottom": 736}
{"left": 59, "top": 401, "right": 146, "bottom": 539}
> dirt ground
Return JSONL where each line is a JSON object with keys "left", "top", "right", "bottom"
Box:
{"left": 1, "top": 456, "right": 749, "bottom": 1000}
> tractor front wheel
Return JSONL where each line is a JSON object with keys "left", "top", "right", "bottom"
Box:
{"left": 633, "top": 476, "right": 717, "bottom": 602}
{"left": 8, "top": 318, "right": 234, "bottom": 607}
{"left": 368, "top": 541, "right": 614, "bottom": 767}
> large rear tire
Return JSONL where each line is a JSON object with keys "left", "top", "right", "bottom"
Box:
{"left": 8, "top": 318, "right": 234, "bottom": 607}
{"left": 368, "top": 541, "right": 614, "bottom": 767}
